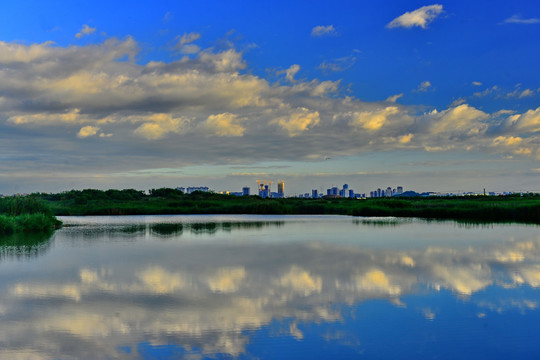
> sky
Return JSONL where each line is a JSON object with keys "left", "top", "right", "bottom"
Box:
{"left": 0, "top": 0, "right": 539, "bottom": 195}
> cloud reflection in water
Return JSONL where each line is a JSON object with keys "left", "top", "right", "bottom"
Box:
{"left": 0, "top": 216, "right": 539, "bottom": 358}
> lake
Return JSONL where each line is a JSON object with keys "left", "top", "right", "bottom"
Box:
{"left": 1, "top": 215, "right": 539, "bottom": 359}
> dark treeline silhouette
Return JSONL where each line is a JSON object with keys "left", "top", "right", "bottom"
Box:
{"left": 27, "top": 188, "right": 540, "bottom": 224}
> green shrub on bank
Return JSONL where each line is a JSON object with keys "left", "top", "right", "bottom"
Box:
{"left": 0, "top": 215, "right": 16, "bottom": 234}
{"left": 0, "top": 197, "right": 62, "bottom": 235}
{"left": 0, "top": 213, "right": 61, "bottom": 235}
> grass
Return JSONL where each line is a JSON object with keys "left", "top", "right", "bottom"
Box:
{"left": 0, "top": 196, "right": 62, "bottom": 235}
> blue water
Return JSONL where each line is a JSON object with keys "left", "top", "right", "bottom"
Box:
{"left": 0, "top": 215, "right": 539, "bottom": 359}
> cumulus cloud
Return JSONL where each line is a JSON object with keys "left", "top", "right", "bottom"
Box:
{"left": 273, "top": 107, "right": 320, "bottom": 136}
{"left": 8, "top": 109, "right": 83, "bottom": 125}
{"left": 134, "top": 114, "right": 190, "bottom": 140}
{"left": 472, "top": 81, "right": 482, "bottom": 86}
{"left": 1, "top": 33, "right": 540, "bottom": 188}
{"left": 75, "top": 24, "right": 96, "bottom": 39}
{"left": 311, "top": 25, "right": 337, "bottom": 37}
{"left": 386, "top": 93, "right": 403, "bottom": 103}
{"left": 77, "top": 125, "right": 100, "bottom": 138}
{"left": 175, "top": 32, "right": 201, "bottom": 54}
{"left": 277, "top": 64, "right": 300, "bottom": 82}
{"left": 205, "top": 113, "right": 245, "bottom": 136}
{"left": 429, "top": 104, "right": 489, "bottom": 135}
{"left": 503, "top": 15, "right": 540, "bottom": 24}
{"left": 387, "top": 5, "right": 443, "bottom": 29}
{"left": 349, "top": 106, "right": 400, "bottom": 131}
{"left": 506, "top": 107, "right": 540, "bottom": 133}
{"left": 507, "top": 88, "right": 535, "bottom": 98}
{"left": 399, "top": 133, "right": 414, "bottom": 144}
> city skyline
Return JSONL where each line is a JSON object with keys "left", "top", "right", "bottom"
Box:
{"left": 1, "top": 1, "right": 539, "bottom": 195}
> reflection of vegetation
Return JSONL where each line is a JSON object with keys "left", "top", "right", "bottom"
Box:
{"left": 189, "top": 223, "right": 218, "bottom": 234}
{"left": 120, "top": 225, "right": 147, "bottom": 234}
{"left": 0, "top": 196, "right": 62, "bottom": 234}
{"left": 151, "top": 223, "right": 183, "bottom": 236}
{"left": 31, "top": 188, "right": 540, "bottom": 224}
{"left": 0, "top": 232, "right": 54, "bottom": 259}
{"left": 354, "top": 218, "right": 410, "bottom": 227}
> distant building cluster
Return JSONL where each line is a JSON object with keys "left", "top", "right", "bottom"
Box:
{"left": 294, "top": 184, "right": 366, "bottom": 199}
{"left": 370, "top": 186, "right": 404, "bottom": 198}
{"left": 177, "top": 186, "right": 209, "bottom": 194}
{"left": 175, "top": 182, "right": 535, "bottom": 200}
{"left": 255, "top": 180, "right": 285, "bottom": 198}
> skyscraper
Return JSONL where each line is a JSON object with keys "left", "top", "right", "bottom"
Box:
{"left": 277, "top": 181, "right": 285, "bottom": 197}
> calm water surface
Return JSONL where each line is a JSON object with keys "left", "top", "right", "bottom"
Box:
{"left": 1, "top": 215, "right": 540, "bottom": 359}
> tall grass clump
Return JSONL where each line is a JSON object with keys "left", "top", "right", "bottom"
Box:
{"left": 0, "top": 196, "right": 62, "bottom": 235}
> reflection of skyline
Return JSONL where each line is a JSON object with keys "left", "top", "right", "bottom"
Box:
{"left": 1, "top": 218, "right": 540, "bottom": 358}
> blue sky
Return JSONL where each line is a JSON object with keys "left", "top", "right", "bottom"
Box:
{"left": 0, "top": 1, "right": 539, "bottom": 194}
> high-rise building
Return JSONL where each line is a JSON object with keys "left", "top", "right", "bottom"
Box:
{"left": 277, "top": 181, "right": 285, "bottom": 196}
{"left": 312, "top": 189, "right": 318, "bottom": 198}
{"left": 397, "top": 186, "right": 403, "bottom": 194}
{"left": 386, "top": 187, "right": 392, "bottom": 197}
{"left": 242, "top": 186, "right": 250, "bottom": 196}
{"left": 257, "top": 180, "right": 272, "bottom": 198}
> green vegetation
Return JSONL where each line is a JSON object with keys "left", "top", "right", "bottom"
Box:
{"left": 30, "top": 188, "right": 540, "bottom": 224}
{"left": 0, "top": 196, "right": 62, "bottom": 235}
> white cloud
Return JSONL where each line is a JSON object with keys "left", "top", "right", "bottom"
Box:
{"left": 503, "top": 15, "right": 540, "bottom": 24}
{"left": 0, "top": 41, "right": 55, "bottom": 63}
{"left": 176, "top": 32, "right": 201, "bottom": 47}
{"left": 318, "top": 55, "right": 356, "bottom": 72}
{"left": 473, "top": 85, "right": 498, "bottom": 97}
{"left": 472, "top": 81, "right": 482, "bottom": 86}
{"left": 311, "top": 25, "right": 337, "bottom": 37}
{"left": 416, "top": 80, "right": 432, "bottom": 92}
{"left": 387, "top": 5, "right": 443, "bottom": 29}
{"left": 75, "top": 24, "right": 96, "bottom": 39}
{"left": 132, "top": 114, "right": 190, "bottom": 140}
{"left": 507, "top": 88, "right": 535, "bottom": 98}
{"left": 399, "top": 133, "right": 414, "bottom": 144}
{"left": 507, "top": 107, "right": 540, "bottom": 133}
{"left": 519, "top": 89, "right": 534, "bottom": 98}
{"left": 349, "top": 106, "right": 400, "bottom": 131}
{"left": 386, "top": 93, "right": 403, "bottom": 103}
{"left": 77, "top": 125, "right": 100, "bottom": 138}
{"left": 274, "top": 107, "right": 320, "bottom": 136}
{"left": 175, "top": 32, "right": 201, "bottom": 54}
{"left": 278, "top": 64, "right": 300, "bottom": 83}
{"left": 8, "top": 109, "right": 83, "bottom": 125}
{"left": 429, "top": 104, "right": 489, "bottom": 135}
{"left": 205, "top": 113, "right": 245, "bottom": 136}
{"left": 493, "top": 136, "right": 523, "bottom": 146}
{"left": 1, "top": 34, "right": 540, "bottom": 186}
